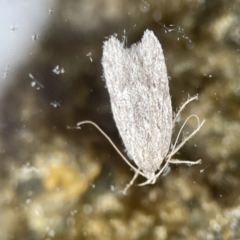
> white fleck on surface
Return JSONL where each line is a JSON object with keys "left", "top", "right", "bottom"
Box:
{"left": 50, "top": 101, "right": 61, "bottom": 108}
{"left": 29, "top": 73, "right": 44, "bottom": 89}
{"left": 31, "top": 34, "right": 40, "bottom": 40}
{"left": 52, "top": 65, "right": 65, "bottom": 75}
{"left": 86, "top": 52, "right": 93, "bottom": 62}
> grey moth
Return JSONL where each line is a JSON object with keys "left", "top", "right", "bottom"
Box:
{"left": 78, "top": 30, "right": 205, "bottom": 194}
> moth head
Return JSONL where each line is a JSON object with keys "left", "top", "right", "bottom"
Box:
{"left": 142, "top": 170, "right": 156, "bottom": 182}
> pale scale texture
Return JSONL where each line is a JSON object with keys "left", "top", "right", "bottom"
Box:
{"left": 102, "top": 30, "right": 172, "bottom": 179}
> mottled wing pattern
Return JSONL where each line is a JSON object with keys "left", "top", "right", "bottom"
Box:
{"left": 102, "top": 30, "right": 172, "bottom": 179}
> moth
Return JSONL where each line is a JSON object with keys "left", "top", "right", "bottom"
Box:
{"left": 78, "top": 30, "right": 205, "bottom": 194}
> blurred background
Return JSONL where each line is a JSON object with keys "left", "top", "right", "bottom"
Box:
{"left": 0, "top": 0, "right": 240, "bottom": 239}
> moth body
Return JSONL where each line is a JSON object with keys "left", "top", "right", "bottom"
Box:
{"left": 102, "top": 30, "right": 172, "bottom": 181}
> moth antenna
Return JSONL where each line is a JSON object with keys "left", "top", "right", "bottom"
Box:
{"left": 77, "top": 120, "right": 145, "bottom": 178}
{"left": 172, "top": 114, "right": 199, "bottom": 151}
{"left": 151, "top": 116, "right": 204, "bottom": 181}
{"left": 172, "top": 95, "right": 198, "bottom": 128}
{"left": 167, "top": 115, "right": 205, "bottom": 159}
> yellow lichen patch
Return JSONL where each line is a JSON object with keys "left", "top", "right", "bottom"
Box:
{"left": 45, "top": 166, "right": 85, "bottom": 192}
{"left": 43, "top": 156, "right": 100, "bottom": 201}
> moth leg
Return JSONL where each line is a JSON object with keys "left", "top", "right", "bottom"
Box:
{"left": 172, "top": 95, "right": 198, "bottom": 128}
{"left": 123, "top": 170, "right": 139, "bottom": 195}
{"left": 168, "top": 159, "right": 202, "bottom": 165}
{"left": 153, "top": 158, "right": 173, "bottom": 181}
{"left": 138, "top": 175, "right": 156, "bottom": 186}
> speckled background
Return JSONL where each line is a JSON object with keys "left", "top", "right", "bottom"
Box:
{"left": 1, "top": 0, "right": 240, "bottom": 239}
